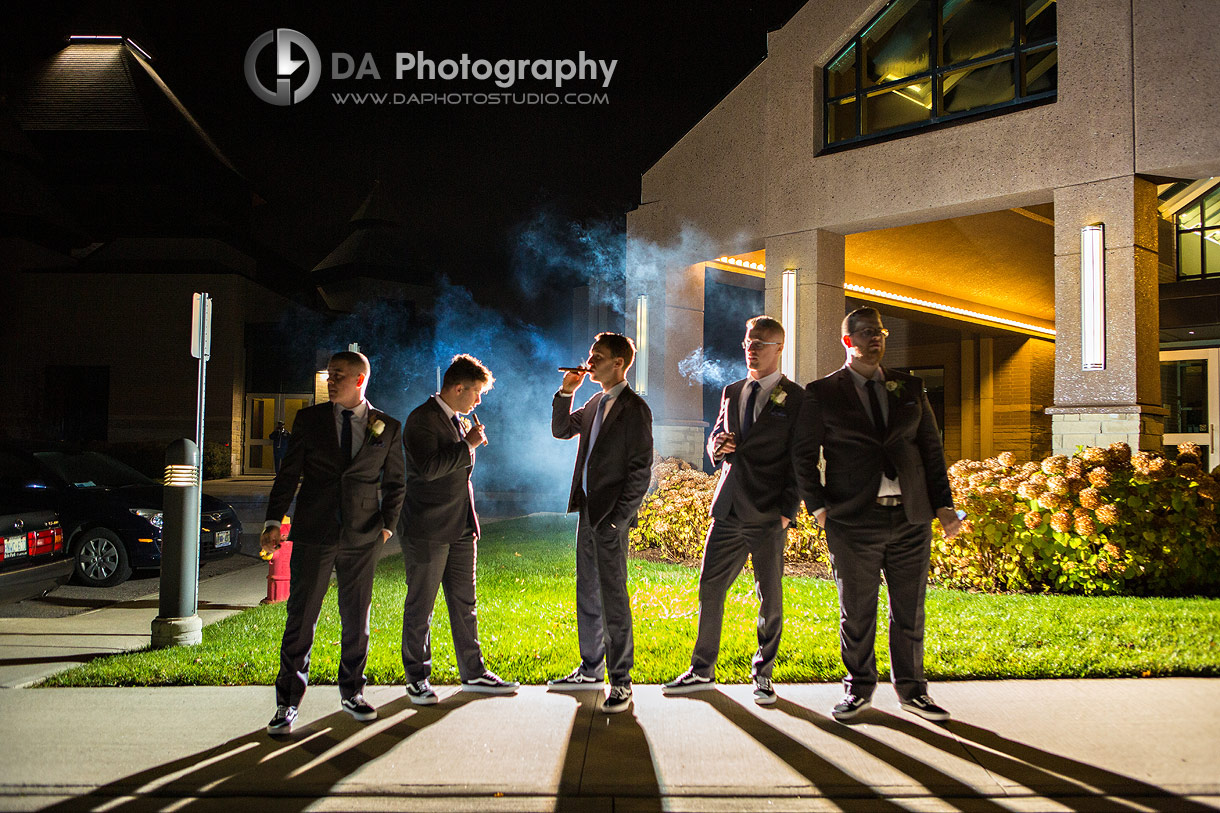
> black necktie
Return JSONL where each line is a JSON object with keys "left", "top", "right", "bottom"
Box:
{"left": 866, "top": 381, "right": 897, "bottom": 479}
{"left": 452, "top": 415, "right": 464, "bottom": 438}
{"left": 741, "top": 381, "right": 761, "bottom": 437}
{"left": 341, "top": 409, "right": 354, "bottom": 462}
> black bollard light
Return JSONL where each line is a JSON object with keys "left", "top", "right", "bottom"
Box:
{"left": 151, "top": 438, "right": 203, "bottom": 648}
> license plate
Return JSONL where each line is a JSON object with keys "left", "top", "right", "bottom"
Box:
{"left": 4, "top": 535, "right": 28, "bottom": 558}
{"left": 214, "top": 530, "right": 231, "bottom": 548}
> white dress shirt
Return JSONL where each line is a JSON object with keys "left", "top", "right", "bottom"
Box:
{"left": 738, "top": 369, "right": 784, "bottom": 429}
{"left": 434, "top": 394, "right": 479, "bottom": 451}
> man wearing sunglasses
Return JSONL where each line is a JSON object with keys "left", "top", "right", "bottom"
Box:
{"left": 663, "top": 315, "right": 804, "bottom": 705}
{"left": 794, "top": 306, "right": 961, "bottom": 722}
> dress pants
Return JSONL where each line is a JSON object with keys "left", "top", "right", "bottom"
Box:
{"left": 825, "top": 503, "right": 931, "bottom": 701}
{"left": 574, "top": 508, "right": 634, "bottom": 685}
{"left": 689, "top": 516, "right": 784, "bottom": 679}
{"left": 401, "top": 533, "right": 486, "bottom": 683}
{"left": 275, "top": 538, "right": 380, "bottom": 707}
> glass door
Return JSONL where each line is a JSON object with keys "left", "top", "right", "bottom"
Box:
{"left": 1160, "top": 349, "right": 1219, "bottom": 469}
{"left": 244, "top": 394, "right": 314, "bottom": 474}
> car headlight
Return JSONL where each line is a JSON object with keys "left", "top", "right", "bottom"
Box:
{"left": 130, "top": 508, "right": 164, "bottom": 529}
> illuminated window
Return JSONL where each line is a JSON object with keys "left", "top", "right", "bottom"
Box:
{"left": 824, "top": 0, "right": 1057, "bottom": 148}
{"left": 1177, "top": 186, "right": 1220, "bottom": 281}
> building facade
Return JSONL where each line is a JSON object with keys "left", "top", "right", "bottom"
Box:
{"left": 626, "top": 0, "right": 1220, "bottom": 469}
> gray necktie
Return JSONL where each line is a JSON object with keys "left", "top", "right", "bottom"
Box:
{"left": 741, "top": 381, "right": 761, "bottom": 437}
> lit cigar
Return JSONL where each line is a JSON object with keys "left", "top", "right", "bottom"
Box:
{"left": 470, "top": 413, "right": 489, "bottom": 446}
{"left": 558, "top": 366, "right": 592, "bottom": 373}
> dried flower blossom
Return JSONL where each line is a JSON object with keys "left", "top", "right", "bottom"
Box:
{"left": 1046, "top": 475, "right": 1070, "bottom": 496}
{"left": 1079, "top": 487, "right": 1103, "bottom": 509}
{"left": 1050, "top": 511, "right": 1072, "bottom": 533}
{"left": 1023, "top": 511, "right": 1043, "bottom": 530}
{"left": 997, "top": 451, "right": 1017, "bottom": 468}
{"left": 1087, "top": 467, "right": 1112, "bottom": 488}
{"left": 1041, "top": 455, "right": 1069, "bottom": 475}
{"left": 1095, "top": 503, "right": 1119, "bottom": 525}
{"left": 1073, "top": 515, "right": 1096, "bottom": 537}
{"left": 1108, "top": 442, "right": 1132, "bottom": 466}
{"left": 1080, "top": 446, "right": 1108, "bottom": 467}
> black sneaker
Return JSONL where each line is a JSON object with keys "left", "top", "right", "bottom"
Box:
{"left": 547, "top": 668, "right": 605, "bottom": 691}
{"left": 661, "top": 669, "right": 714, "bottom": 695}
{"left": 267, "top": 704, "right": 297, "bottom": 736}
{"left": 752, "top": 676, "right": 777, "bottom": 706}
{"left": 341, "top": 694, "right": 377, "bottom": 722}
{"left": 602, "top": 684, "right": 633, "bottom": 714}
{"left": 462, "top": 670, "right": 520, "bottom": 695}
{"left": 901, "top": 694, "right": 950, "bottom": 722}
{"left": 830, "top": 693, "right": 872, "bottom": 721}
{"left": 406, "top": 679, "right": 439, "bottom": 705}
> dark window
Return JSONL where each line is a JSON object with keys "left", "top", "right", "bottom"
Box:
{"left": 824, "top": 0, "right": 1057, "bottom": 148}
{"left": 44, "top": 366, "right": 109, "bottom": 444}
{"left": 1176, "top": 186, "right": 1220, "bottom": 280}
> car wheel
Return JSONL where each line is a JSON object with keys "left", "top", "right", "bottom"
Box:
{"left": 73, "top": 528, "right": 133, "bottom": 587}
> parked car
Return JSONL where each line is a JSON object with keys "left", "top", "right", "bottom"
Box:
{"left": 0, "top": 491, "right": 73, "bottom": 604}
{"left": 0, "top": 446, "right": 242, "bottom": 587}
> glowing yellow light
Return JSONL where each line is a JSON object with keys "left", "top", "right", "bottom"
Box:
{"left": 163, "top": 465, "right": 199, "bottom": 487}
{"left": 844, "top": 283, "right": 1055, "bottom": 336}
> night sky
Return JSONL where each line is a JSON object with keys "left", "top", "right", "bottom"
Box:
{"left": 9, "top": 1, "right": 807, "bottom": 312}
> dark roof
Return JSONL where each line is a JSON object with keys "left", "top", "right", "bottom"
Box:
{"left": 312, "top": 182, "right": 423, "bottom": 285}
{"left": 12, "top": 39, "right": 240, "bottom": 176}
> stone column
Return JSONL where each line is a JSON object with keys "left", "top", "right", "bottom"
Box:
{"left": 627, "top": 251, "right": 708, "bottom": 466}
{"left": 764, "top": 229, "right": 846, "bottom": 384}
{"left": 1047, "top": 176, "right": 1164, "bottom": 452}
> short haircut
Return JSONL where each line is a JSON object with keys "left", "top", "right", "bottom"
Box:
{"left": 842, "top": 306, "right": 882, "bottom": 337}
{"left": 442, "top": 353, "right": 494, "bottom": 390}
{"left": 593, "top": 331, "right": 635, "bottom": 370}
{"left": 746, "top": 315, "right": 785, "bottom": 341}
{"left": 330, "top": 350, "right": 370, "bottom": 377}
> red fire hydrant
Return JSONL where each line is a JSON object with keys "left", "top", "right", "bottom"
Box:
{"left": 261, "top": 518, "right": 293, "bottom": 605}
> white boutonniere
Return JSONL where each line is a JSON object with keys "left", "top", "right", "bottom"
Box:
{"left": 458, "top": 416, "right": 472, "bottom": 434}
{"left": 368, "top": 418, "right": 386, "bottom": 442}
{"left": 769, "top": 388, "right": 787, "bottom": 408}
{"left": 884, "top": 379, "right": 904, "bottom": 398}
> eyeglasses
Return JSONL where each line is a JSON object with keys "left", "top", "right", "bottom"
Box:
{"left": 741, "top": 340, "right": 781, "bottom": 351}
{"left": 849, "top": 327, "right": 889, "bottom": 339}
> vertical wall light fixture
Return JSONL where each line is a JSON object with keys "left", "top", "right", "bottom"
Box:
{"left": 1080, "top": 224, "right": 1106, "bottom": 371}
{"left": 635, "top": 294, "right": 649, "bottom": 394}
{"left": 781, "top": 269, "right": 797, "bottom": 380}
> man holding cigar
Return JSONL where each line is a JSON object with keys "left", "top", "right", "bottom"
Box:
{"left": 663, "top": 315, "right": 803, "bottom": 705}
{"left": 550, "top": 332, "right": 653, "bottom": 714}
{"left": 400, "top": 353, "right": 518, "bottom": 704}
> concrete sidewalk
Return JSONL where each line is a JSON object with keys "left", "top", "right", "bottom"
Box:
{"left": 0, "top": 526, "right": 1218, "bottom": 811}
{"left": 1, "top": 680, "right": 1217, "bottom": 811}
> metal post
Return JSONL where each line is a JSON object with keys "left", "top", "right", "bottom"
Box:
{"left": 151, "top": 439, "right": 202, "bottom": 648}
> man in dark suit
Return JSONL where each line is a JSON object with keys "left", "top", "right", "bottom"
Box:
{"left": 400, "top": 354, "right": 518, "bottom": 705}
{"left": 662, "top": 316, "right": 804, "bottom": 706}
{"left": 549, "top": 332, "right": 653, "bottom": 714}
{"left": 261, "top": 351, "right": 405, "bottom": 735}
{"left": 794, "top": 306, "right": 961, "bottom": 722}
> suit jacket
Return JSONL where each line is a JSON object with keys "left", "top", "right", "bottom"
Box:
{"left": 401, "top": 397, "right": 481, "bottom": 545}
{"left": 265, "top": 401, "right": 405, "bottom": 546}
{"left": 708, "top": 376, "right": 805, "bottom": 523}
{"left": 552, "top": 384, "right": 654, "bottom": 531}
{"left": 794, "top": 366, "right": 953, "bottom": 526}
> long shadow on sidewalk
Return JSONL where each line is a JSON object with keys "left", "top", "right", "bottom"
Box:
{"left": 687, "top": 691, "right": 908, "bottom": 812}
{"left": 554, "top": 690, "right": 662, "bottom": 812}
{"left": 38, "top": 692, "right": 478, "bottom": 812}
{"left": 868, "top": 710, "right": 1214, "bottom": 812}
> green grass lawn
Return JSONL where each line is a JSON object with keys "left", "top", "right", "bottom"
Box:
{"left": 40, "top": 514, "right": 1220, "bottom": 687}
